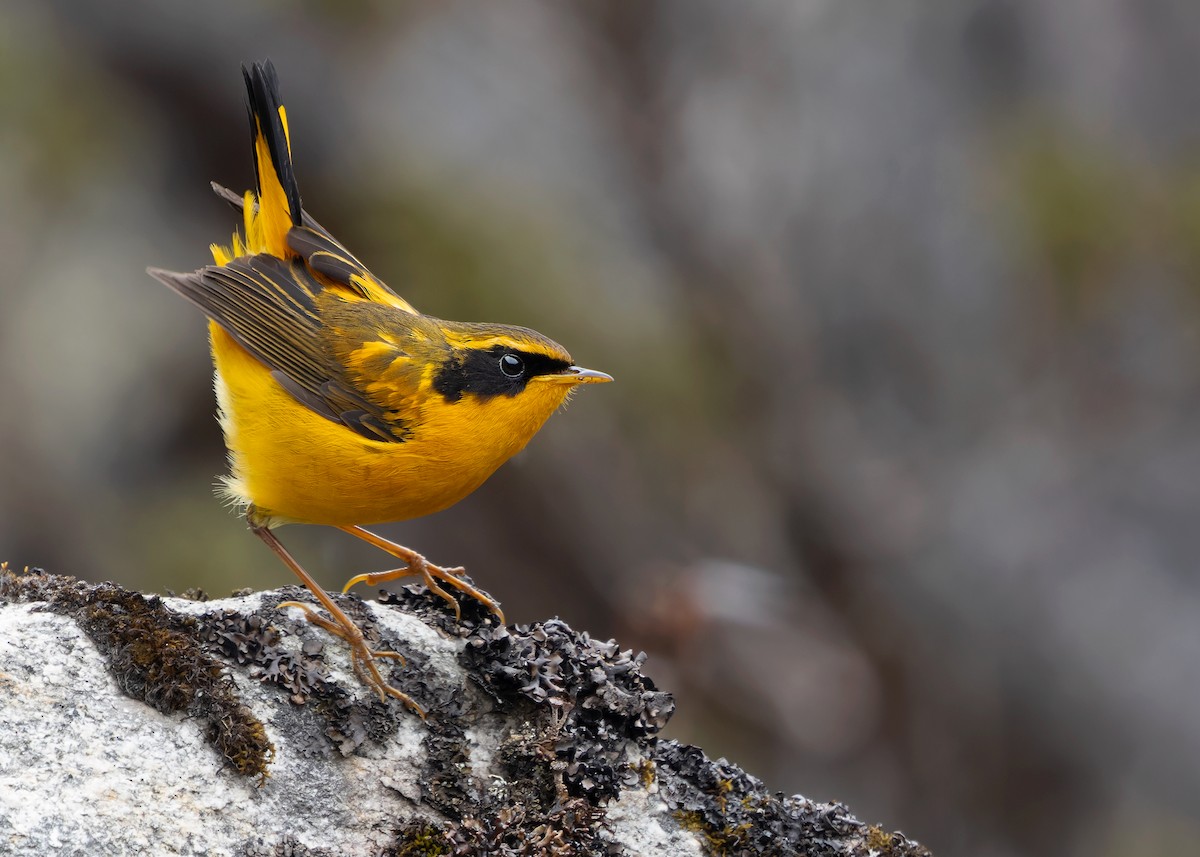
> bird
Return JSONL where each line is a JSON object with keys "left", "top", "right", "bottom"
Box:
{"left": 148, "top": 61, "right": 611, "bottom": 714}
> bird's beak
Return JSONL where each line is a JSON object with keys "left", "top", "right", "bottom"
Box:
{"left": 541, "top": 366, "right": 613, "bottom": 385}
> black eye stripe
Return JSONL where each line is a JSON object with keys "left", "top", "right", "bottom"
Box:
{"left": 433, "top": 345, "right": 572, "bottom": 402}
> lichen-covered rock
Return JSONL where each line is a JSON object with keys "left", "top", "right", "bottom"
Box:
{"left": 0, "top": 568, "right": 930, "bottom": 856}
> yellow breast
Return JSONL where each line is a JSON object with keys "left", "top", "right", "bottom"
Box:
{"left": 209, "top": 324, "right": 572, "bottom": 527}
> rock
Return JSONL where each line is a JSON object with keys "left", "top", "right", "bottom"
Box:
{"left": 0, "top": 569, "right": 930, "bottom": 856}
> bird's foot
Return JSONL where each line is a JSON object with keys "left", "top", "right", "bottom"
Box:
{"left": 338, "top": 526, "right": 505, "bottom": 625}
{"left": 277, "top": 599, "right": 424, "bottom": 717}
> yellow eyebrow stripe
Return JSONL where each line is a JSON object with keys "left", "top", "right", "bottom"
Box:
{"left": 439, "top": 331, "right": 570, "bottom": 362}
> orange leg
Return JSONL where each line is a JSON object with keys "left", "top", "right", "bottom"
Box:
{"left": 251, "top": 523, "right": 424, "bottom": 717}
{"left": 338, "top": 525, "right": 505, "bottom": 625}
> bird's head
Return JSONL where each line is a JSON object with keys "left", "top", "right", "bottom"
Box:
{"left": 419, "top": 320, "right": 612, "bottom": 462}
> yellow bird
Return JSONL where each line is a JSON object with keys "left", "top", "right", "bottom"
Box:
{"left": 148, "top": 61, "right": 611, "bottom": 714}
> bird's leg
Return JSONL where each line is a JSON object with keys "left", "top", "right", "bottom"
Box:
{"left": 250, "top": 523, "right": 424, "bottom": 717}
{"left": 276, "top": 600, "right": 407, "bottom": 693}
{"left": 338, "top": 525, "right": 505, "bottom": 624}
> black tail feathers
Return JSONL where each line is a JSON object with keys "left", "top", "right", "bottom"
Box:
{"left": 242, "top": 60, "right": 302, "bottom": 228}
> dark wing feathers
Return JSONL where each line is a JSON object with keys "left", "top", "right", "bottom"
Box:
{"left": 208, "top": 181, "right": 391, "bottom": 305}
{"left": 287, "top": 226, "right": 374, "bottom": 299}
{"left": 147, "top": 257, "right": 410, "bottom": 442}
{"left": 210, "top": 181, "right": 243, "bottom": 209}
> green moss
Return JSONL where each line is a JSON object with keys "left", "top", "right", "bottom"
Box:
{"left": 635, "top": 757, "right": 657, "bottom": 789}
{"left": 866, "top": 824, "right": 896, "bottom": 852}
{"left": 392, "top": 823, "right": 449, "bottom": 857}
{"left": 1168, "top": 167, "right": 1200, "bottom": 290}
{"left": 1009, "top": 128, "right": 1130, "bottom": 313}
{"left": 672, "top": 810, "right": 755, "bottom": 856}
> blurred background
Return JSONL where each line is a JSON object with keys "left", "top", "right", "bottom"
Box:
{"left": 3, "top": 1, "right": 1200, "bottom": 854}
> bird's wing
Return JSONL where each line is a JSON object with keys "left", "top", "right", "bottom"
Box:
{"left": 287, "top": 224, "right": 419, "bottom": 314}
{"left": 148, "top": 254, "right": 418, "bottom": 443}
{"left": 210, "top": 181, "right": 419, "bottom": 316}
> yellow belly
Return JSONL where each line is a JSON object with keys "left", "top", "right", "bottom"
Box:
{"left": 209, "top": 325, "right": 556, "bottom": 527}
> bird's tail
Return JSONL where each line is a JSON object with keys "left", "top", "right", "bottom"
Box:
{"left": 211, "top": 60, "right": 302, "bottom": 265}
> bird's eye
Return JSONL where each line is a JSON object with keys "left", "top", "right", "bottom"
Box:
{"left": 499, "top": 353, "right": 525, "bottom": 378}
